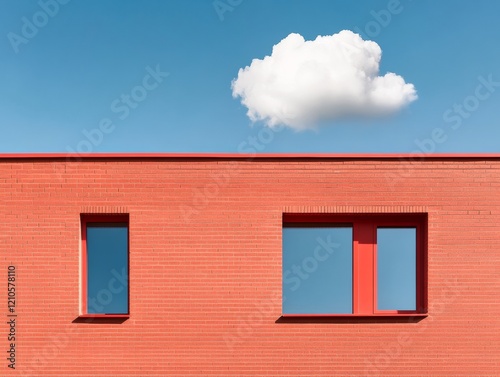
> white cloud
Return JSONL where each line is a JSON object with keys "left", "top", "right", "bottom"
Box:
{"left": 231, "top": 30, "right": 417, "bottom": 130}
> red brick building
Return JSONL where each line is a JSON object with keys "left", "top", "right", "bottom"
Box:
{"left": 1, "top": 153, "right": 499, "bottom": 376}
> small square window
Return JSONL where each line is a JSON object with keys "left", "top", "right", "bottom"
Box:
{"left": 80, "top": 215, "right": 129, "bottom": 316}
{"left": 282, "top": 214, "right": 427, "bottom": 317}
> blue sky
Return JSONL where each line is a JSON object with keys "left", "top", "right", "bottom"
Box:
{"left": 1, "top": 0, "right": 499, "bottom": 153}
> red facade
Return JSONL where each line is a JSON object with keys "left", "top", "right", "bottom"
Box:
{"left": 1, "top": 154, "right": 499, "bottom": 376}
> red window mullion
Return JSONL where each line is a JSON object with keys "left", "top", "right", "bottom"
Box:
{"left": 353, "top": 222, "right": 375, "bottom": 315}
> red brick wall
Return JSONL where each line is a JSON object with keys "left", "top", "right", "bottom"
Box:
{"left": 1, "top": 157, "right": 499, "bottom": 376}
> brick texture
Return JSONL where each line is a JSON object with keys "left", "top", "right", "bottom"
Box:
{"left": 0, "top": 156, "right": 499, "bottom": 376}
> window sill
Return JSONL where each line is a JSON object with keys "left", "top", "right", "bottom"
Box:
{"left": 73, "top": 314, "right": 129, "bottom": 324}
{"left": 277, "top": 313, "right": 427, "bottom": 324}
{"left": 78, "top": 314, "right": 130, "bottom": 319}
{"left": 282, "top": 313, "right": 427, "bottom": 318}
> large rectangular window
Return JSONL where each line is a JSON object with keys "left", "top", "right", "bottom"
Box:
{"left": 282, "top": 214, "right": 427, "bottom": 317}
{"left": 81, "top": 215, "right": 129, "bottom": 317}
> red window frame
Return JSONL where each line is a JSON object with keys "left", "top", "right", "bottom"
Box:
{"left": 80, "top": 214, "right": 130, "bottom": 318}
{"left": 283, "top": 213, "right": 428, "bottom": 317}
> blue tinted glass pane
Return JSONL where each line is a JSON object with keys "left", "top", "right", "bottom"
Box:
{"left": 283, "top": 227, "right": 353, "bottom": 314}
{"left": 87, "top": 224, "right": 128, "bottom": 314}
{"left": 377, "top": 228, "right": 416, "bottom": 311}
